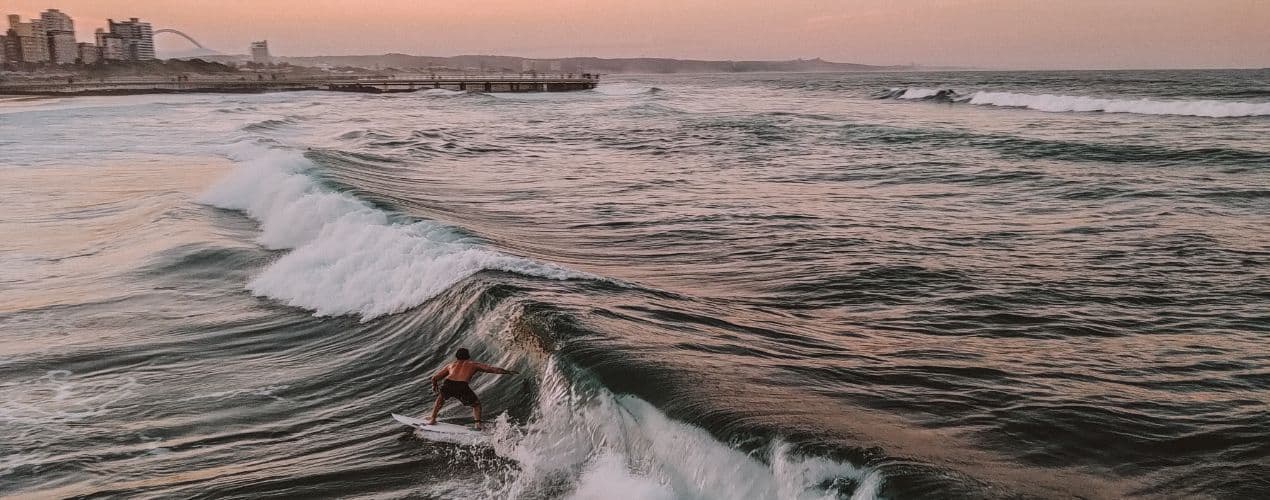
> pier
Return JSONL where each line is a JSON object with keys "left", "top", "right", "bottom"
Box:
{"left": 0, "top": 74, "right": 600, "bottom": 96}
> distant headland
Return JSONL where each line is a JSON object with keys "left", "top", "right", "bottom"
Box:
{"left": 190, "top": 53, "right": 914, "bottom": 74}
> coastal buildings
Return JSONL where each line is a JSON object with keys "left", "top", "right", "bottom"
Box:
{"left": 107, "top": 18, "right": 155, "bottom": 61}
{"left": 8, "top": 14, "right": 50, "bottom": 63}
{"left": 77, "top": 42, "right": 98, "bottom": 64}
{"left": 41, "top": 9, "right": 77, "bottom": 64}
{"left": 3, "top": 7, "right": 247, "bottom": 68}
{"left": 95, "top": 29, "right": 124, "bottom": 61}
{"left": 49, "top": 30, "right": 77, "bottom": 64}
{"left": 250, "top": 40, "right": 270, "bottom": 64}
{"left": 38, "top": 9, "right": 72, "bottom": 32}
{"left": 1, "top": 9, "right": 94, "bottom": 65}
{"left": 0, "top": 8, "right": 169, "bottom": 66}
{"left": 2, "top": 32, "right": 18, "bottom": 63}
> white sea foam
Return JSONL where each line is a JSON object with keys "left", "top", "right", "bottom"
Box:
{"left": 476, "top": 361, "right": 877, "bottom": 500}
{"left": 0, "top": 370, "right": 141, "bottom": 425}
{"left": 966, "top": 91, "right": 1270, "bottom": 117}
{"left": 199, "top": 145, "right": 586, "bottom": 320}
{"left": 896, "top": 87, "right": 941, "bottom": 100}
{"left": 420, "top": 88, "right": 468, "bottom": 97}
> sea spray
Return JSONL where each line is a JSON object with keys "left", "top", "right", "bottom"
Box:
{"left": 479, "top": 359, "right": 877, "bottom": 499}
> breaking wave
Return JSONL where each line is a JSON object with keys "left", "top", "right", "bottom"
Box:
{"left": 966, "top": 91, "right": 1270, "bottom": 117}
{"left": 879, "top": 87, "right": 958, "bottom": 101}
{"left": 882, "top": 87, "right": 1270, "bottom": 117}
{"left": 198, "top": 144, "right": 587, "bottom": 320}
{"left": 479, "top": 360, "right": 878, "bottom": 499}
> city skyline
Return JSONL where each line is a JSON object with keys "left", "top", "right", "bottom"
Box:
{"left": 3, "top": 8, "right": 155, "bottom": 65}
{"left": 3, "top": 0, "right": 1269, "bottom": 70}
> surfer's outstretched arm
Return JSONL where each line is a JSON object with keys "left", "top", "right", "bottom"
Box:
{"left": 474, "top": 363, "right": 516, "bottom": 375}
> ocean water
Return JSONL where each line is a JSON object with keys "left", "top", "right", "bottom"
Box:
{"left": 1, "top": 70, "right": 1268, "bottom": 499}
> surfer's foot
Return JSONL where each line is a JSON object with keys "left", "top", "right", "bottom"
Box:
{"left": 473, "top": 421, "right": 482, "bottom": 431}
{"left": 426, "top": 419, "right": 436, "bottom": 426}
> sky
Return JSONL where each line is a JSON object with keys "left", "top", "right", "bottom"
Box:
{"left": 7, "top": 0, "right": 1269, "bottom": 69}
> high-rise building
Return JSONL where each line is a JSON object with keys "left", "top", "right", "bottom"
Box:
{"left": 1, "top": 30, "right": 19, "bottom": 64}
{"left": 96, "top": 28, "right": 125, "bottom": 61}
{"left": 0, "top": 35, "right": 7, "bottom": 64}
{"left": 108, "top": 17, "right": 154, "bottom": 61}
{"left": 250, "top": 40, "right": 270, "bottom": 64}
{"left": 78, "top": 42, "right": 98, "bottom": 64}
{"left": 39, "top": 9, "right": 73, "bottom": 32}
{"left": 49, "top": 31, "right": 77, "bottom": 64}
{"left": 95, "top": 28, "right": 125, "bottom": 60}
{"left": 9, "top": 14, "right": 49, "bottom": 63}
{"left": 40, "top": 8, "right": 77, "bottom": 64}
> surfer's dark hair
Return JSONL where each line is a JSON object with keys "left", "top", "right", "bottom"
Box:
{"left": 455, "top": 348, "right": 471, "bottom": 360}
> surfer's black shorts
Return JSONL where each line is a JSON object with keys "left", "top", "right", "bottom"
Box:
{"left": 439, "top": 379, "right": 480, "bottom": 406}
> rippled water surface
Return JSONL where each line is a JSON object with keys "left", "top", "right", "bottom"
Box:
{"left": 2, "top": 70, "right": 1268, "bottom": 499}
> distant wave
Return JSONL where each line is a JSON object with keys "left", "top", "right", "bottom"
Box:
{"left": 880, "top": 87, "right": 958, "bottom": 101}
{"left": 882, "top": 87, "right": 1270, "bottom": 117}
{"left": 199, "top": 144, "right": 587, "bottom": 320}
{"left": 241, "top": 116, "right": 301, "bottom": 131}
{"left": 967, "top": 91, "right": 1270, "bottom": 117}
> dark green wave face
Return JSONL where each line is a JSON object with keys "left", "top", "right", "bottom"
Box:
{"left": 1, "top": 69, "right": 1268, "bottom": 499}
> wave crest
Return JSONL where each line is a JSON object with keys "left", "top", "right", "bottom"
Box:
{"left": 199, "top": 145, "right": 587, "bottom": 320}
{"left": 481, "top": 360, "right": 879, "bottom": 499}
{"left": 881, "top": 87, "right": 958, "bottom": 101}
{"left": 881, "top": 86, "right": 1270, "bottom": 117}
{"left": 966, "top": 91, "right": 1270, "bottom": 117}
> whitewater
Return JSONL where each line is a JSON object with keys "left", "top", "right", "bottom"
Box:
{"left": 883, "top": 86, "right": 1270, "bottom": 117}
{"left": 198, "top": 144, "right": 589, "bottom": 320}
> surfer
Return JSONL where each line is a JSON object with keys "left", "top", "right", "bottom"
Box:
{"left": 428, "top": 348, "right": 516, "bottom": 430}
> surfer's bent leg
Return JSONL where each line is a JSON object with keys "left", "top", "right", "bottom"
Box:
{"left": 435, "top": 380, "right": 483, "bottom": 428}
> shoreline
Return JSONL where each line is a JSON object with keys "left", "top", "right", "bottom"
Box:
{"left": 0, "top": 76, "right": 599, "bottom": 97}
{"left": 0, "top": 86, "right": 322, "bottom": 97}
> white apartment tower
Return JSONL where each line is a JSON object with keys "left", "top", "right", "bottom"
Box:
{"left": 250, "top": 40, "right": 270, "bottom": 64}
{"left": 108, "top": 18, "right": 154, "bottom": 61}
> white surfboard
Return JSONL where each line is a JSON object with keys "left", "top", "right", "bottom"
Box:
{"left": 391, "top": 413, "right": 488, "bottom": 446}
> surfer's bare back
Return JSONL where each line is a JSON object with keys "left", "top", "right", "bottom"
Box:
{"left": 427, "top": 348, "right": 516, "bottom": 430}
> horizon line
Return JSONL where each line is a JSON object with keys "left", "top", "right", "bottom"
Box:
{"left": 161, "top": 51, "right": 1269, "bottom": 72}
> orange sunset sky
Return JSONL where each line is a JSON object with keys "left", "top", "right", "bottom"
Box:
{"left": 6, "top": 0, "right": 1269, "bottom": 69}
